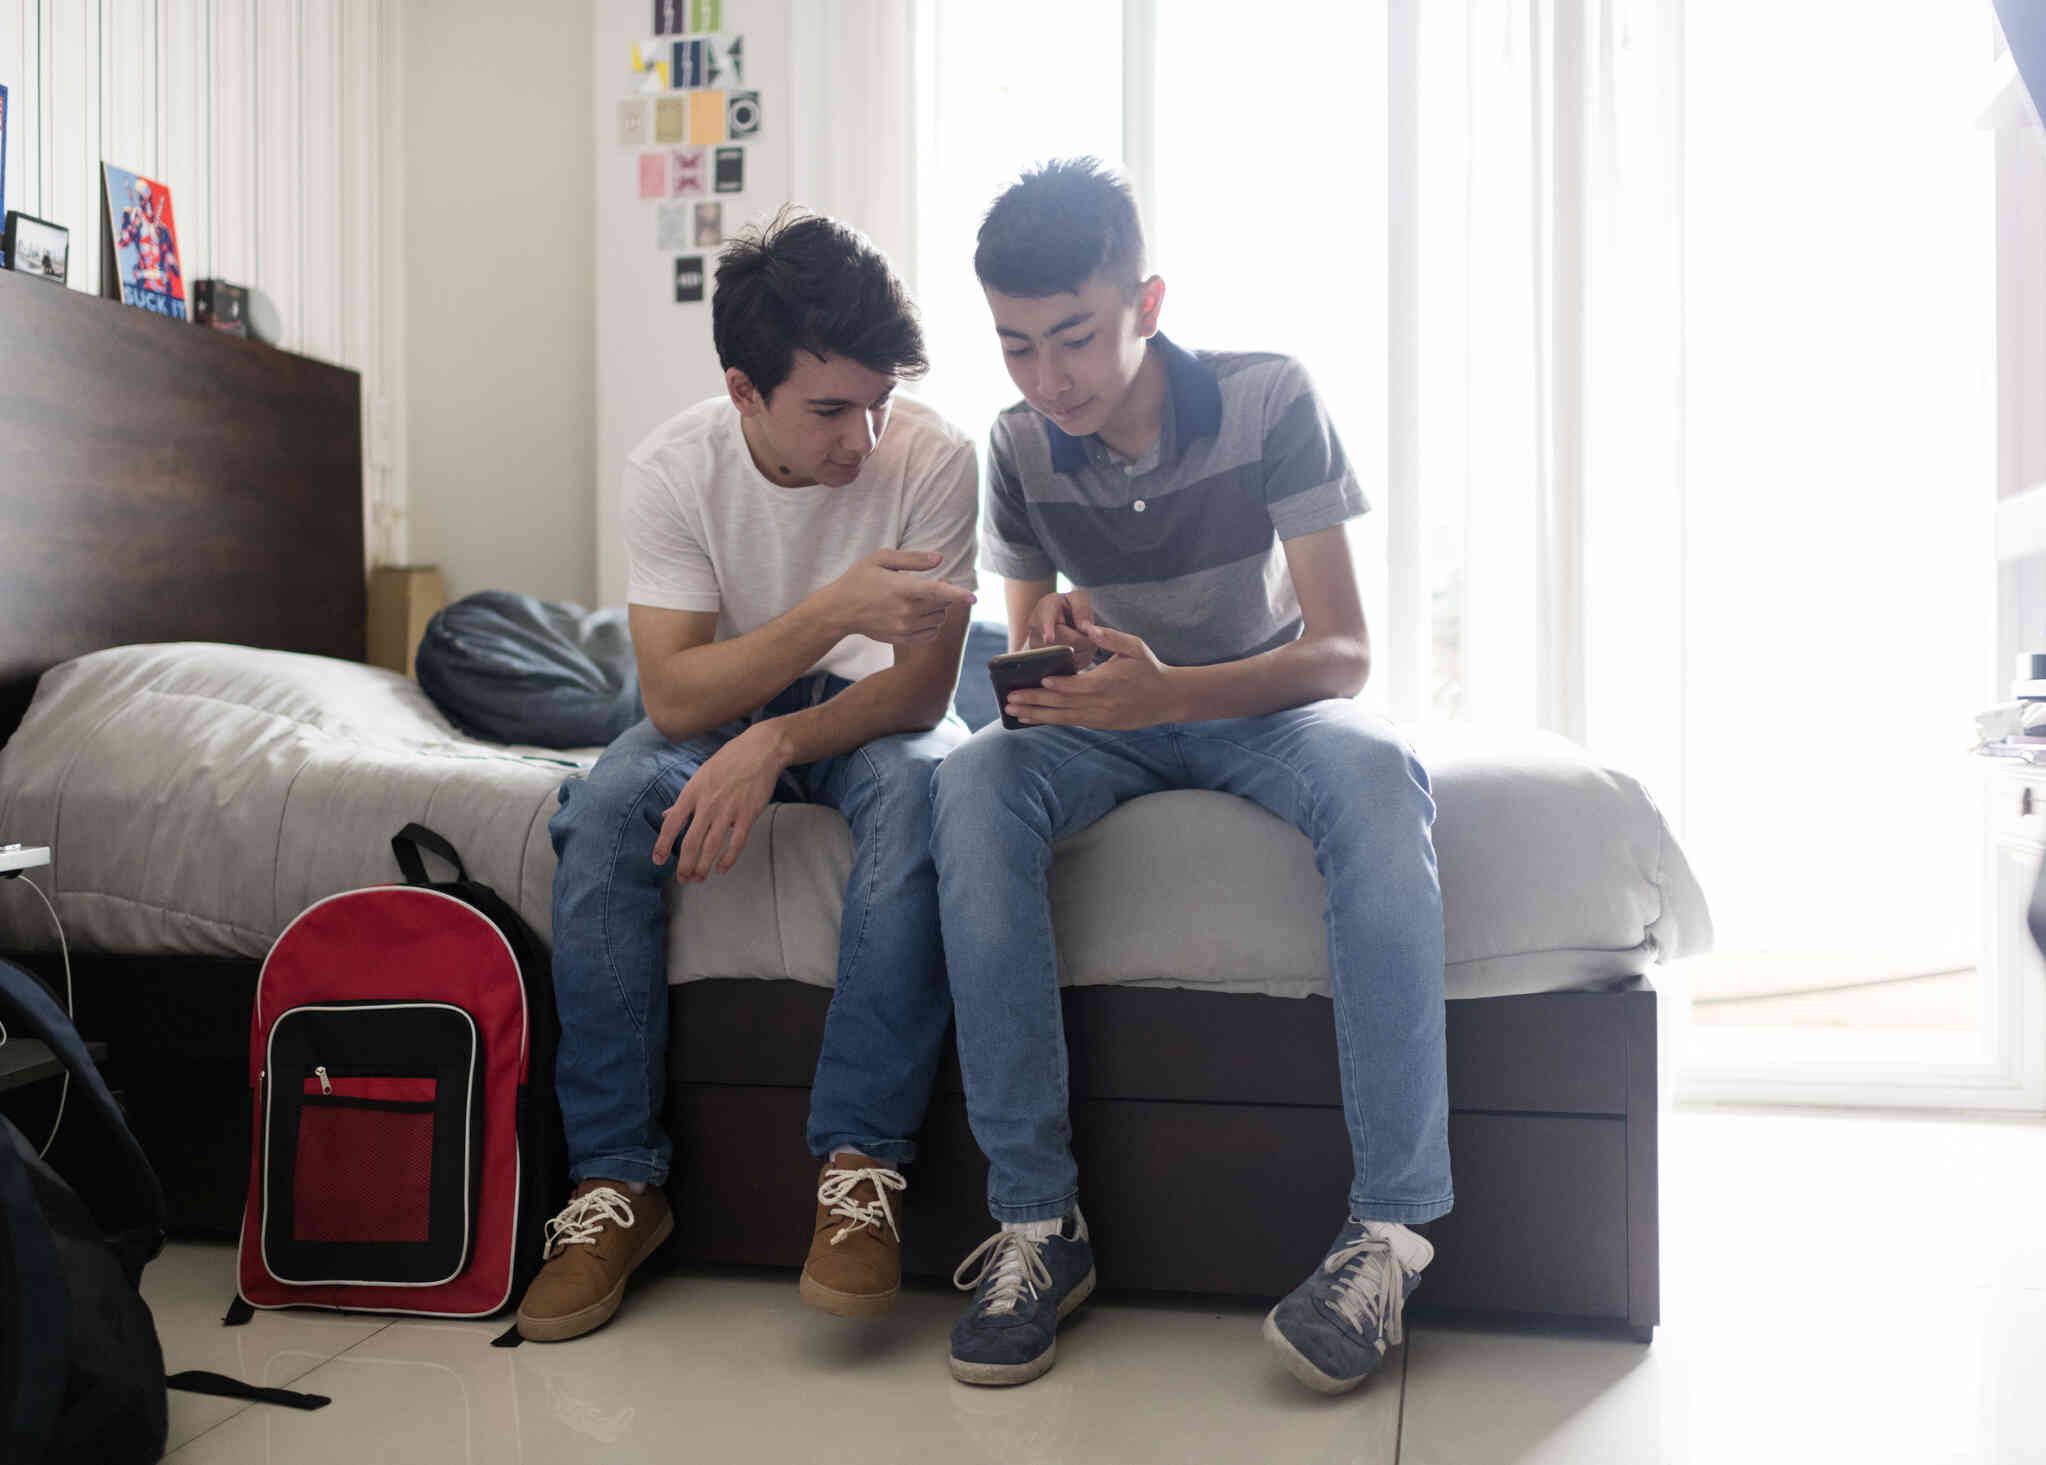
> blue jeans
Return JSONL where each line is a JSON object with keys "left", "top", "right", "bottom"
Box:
{"left": 929, "top": 700, "right": 1453, "bottom": 1225}
{"left": 549, "top": 673, "right": 967, "bottom": 1186}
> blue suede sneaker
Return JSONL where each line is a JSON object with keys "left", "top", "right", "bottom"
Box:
{"left": 948, "top": 1213, "right": 1097, "bottom": 1386}
{"left": 1263, "top": 1219, "right": 1433, "bottom": 1395}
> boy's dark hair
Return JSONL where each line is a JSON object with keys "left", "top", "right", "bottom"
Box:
{"left": 974, "top": 157, "right": 1147, "bottom": 299}
{"left": 712, "top": 207, "right": 928, "bottom": 400}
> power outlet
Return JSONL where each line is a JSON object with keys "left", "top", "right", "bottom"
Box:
{"left": 0, "top": 845, "right": 52, "bottom": 875}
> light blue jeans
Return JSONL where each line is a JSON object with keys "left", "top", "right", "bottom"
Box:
{"left": 548, "top": 673, "right": 967, "bottom": 1186}
{"left": 929, "top": 699, "right": 1453, "bottom": 1225}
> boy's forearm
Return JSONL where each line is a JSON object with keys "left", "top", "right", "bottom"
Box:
{"left": 647, "top": 589, "right": 847, "bottom": 741}
{"left": 758, "top": 663, "right": 953, "bottom": 767}
{"left": 1167, "top": 634, "right": 1371, "bottom": 723}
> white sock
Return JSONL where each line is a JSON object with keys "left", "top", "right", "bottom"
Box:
{"left": 1001, "top": 1204, "right": 1081, "bottom": 1242}
{"left": 1002, "top": 1217, "right": 1061, "bottom": 1241}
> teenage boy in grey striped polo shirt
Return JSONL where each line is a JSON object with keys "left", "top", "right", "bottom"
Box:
{"left": 932, "top": 159, "right": 1452, "bottom": 1396}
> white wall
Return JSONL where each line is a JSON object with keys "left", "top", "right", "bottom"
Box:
{"left": 593, "top": 0, "right": 791, "bottom": 606}
{"left": 591, "top": 0, "right": 920, "bottom": 607}
{"left": 1, "top": 0, "right": 407, "bottom": 564}
{"left": 403, "top": 1, "right": 595, "bottom": 605}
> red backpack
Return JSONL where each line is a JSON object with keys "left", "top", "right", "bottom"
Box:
{"left": 233, "top": 825, "right": 561, "bottom": 1322}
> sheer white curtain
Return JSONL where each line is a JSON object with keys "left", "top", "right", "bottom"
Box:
{"left": 790, "top": 0, "right": 919, "bottom": 270}
{"left": 907, "top": 2, "right": 1998, "bottom": 1062}
{"left": 1410, "top": 0, "right": 1686, "bottom": 791}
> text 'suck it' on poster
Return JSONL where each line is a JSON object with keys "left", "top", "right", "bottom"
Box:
{"left": 102, "top": 162, "right": 189, "bottom": 322}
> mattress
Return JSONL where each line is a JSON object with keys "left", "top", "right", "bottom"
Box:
{"left": 0, "top": 644, "right": 1711, "bottom": 1001}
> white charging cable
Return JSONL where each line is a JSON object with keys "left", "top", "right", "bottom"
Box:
{"left": 0, "top": 873, "right": 76, "bottom": 1157}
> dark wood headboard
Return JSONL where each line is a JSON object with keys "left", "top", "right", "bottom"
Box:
{"left": 0, "top": 270, "right": 366, "bottom": 742}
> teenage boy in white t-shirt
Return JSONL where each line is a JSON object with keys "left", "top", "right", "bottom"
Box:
{"left": 515, "top": 210, "right": 980, "bottom": 1342}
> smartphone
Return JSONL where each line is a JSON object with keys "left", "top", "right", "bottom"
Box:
{"left": 987, "top": 645, "right": 1079, "bottom": 730}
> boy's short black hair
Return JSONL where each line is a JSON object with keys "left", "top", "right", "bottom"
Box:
{"left": 712, "top": 207, "right": 928, "bottom": 400}
{"left": 974, "top": 157, "right": 1147, "bottom": 299}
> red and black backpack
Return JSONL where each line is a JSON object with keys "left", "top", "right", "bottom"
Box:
{"left": 233, "top": 824, "right": 562, "bottom": 1323}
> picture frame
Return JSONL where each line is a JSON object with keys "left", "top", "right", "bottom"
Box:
{"left": 3, "top": 211, "right": 70, "bottom": 286}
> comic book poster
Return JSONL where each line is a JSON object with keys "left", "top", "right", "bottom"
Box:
{"left": 101, "top": 162, "right": 188, "bottom": 320}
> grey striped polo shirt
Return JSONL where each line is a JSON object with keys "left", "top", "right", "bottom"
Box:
{"left": 981, "top": 333, "right": 1368, "bottom": 669}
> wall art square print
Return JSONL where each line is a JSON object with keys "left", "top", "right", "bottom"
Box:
{"left": 670, "top": 146, "right": 706, "bottom": 196}
{"left": 639, "top": 152, "right": 668, "bottom": 199}
{"left": 726, "top": 89, "right": 760, "bottom": 138}
{"left": 693, "top": 200, "right": 722, "bottom": 247}
{"left": 714, "top": 146, "right": 744, "bottom": 193}
{"left": 656, "top": 201, "right": 692, "bottom": 251}
{"left": 687, "top": 90, "right": 726, "bottom": 145}
{"left": 675, "top": 254, "right": 706, "bottom": 303}
{"left": 618, "top": 98, "right": 649, "bottom": 146}
{"left": 653, "top": 95, "right": 688, "bottom": 145}
{"left": 101, "top": 163, "right": 186, "bottom": 318}
{"left": 3, "top": 211, "right": 68, "bottom": 284}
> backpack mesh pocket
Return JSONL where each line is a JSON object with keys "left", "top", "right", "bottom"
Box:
{"left": 292, "top": 1094, "right": 437, "bottom": 1243}
{"left": 262, "top": 1003, "right": 482, "bottom": 1286}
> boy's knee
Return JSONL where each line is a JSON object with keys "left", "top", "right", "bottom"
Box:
{"left": 552, "top": 757, "right": 678, "bottom": 863}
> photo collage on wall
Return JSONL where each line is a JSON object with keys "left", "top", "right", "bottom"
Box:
{"left": 621, "top": 0, "right": 757, "bottom": 305}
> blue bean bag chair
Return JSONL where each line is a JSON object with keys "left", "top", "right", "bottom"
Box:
{"left": 417, "top": 592, "right": 1012, "bottom": 749}
{"left": 416, "top": 592, "right": 644, "bottom": 749}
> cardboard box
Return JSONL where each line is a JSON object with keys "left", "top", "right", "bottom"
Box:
{"left": 367, "top": 565, "right": 446, "bottom": 678}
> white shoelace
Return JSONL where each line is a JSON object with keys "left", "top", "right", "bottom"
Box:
{"left": 817, "top": 1165, "right": 907, "bottom": 1245}
{"left": 952, "top": 1230, "right": 1054, "bottom": 1317}
{"left": 543, "top": 1187, "right": 637, "bottom": 1258}
{"left": 1323, "top": 1231, "right": 1406, "bottom": 1348}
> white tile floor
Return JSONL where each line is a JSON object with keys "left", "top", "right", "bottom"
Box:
{"left": 149, "top": 1107, "right": 2046, "bottom": 1464}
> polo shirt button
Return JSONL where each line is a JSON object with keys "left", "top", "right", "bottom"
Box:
{"left": 1133, "top": 499, "right": 1147, "bottom": 513}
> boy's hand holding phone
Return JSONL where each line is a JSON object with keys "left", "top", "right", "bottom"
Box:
{"left": 995, "top": 620, "right": 1182, "bottom": 732}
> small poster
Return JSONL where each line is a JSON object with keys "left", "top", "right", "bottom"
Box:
{"left": 638, "top": 152, "right": 668, "bottom": 200}
{"left": 101, "top": 163, "right": 187, "bottom": 319}
{"left": 687, "top": 90, "right": 727, "bottom": 145}
{"left": 691, "top": 0, "right": 721, "bottom": 32}
{"left": 726, "top": 90, "right": 760, "bottom": 138}
{"left": 675, "top": 254, "right": 706, "bottom": 303}
{"left": 705, "top": 35, "right": 744, "bottom": 87}
{"left": 653, "top": 95, "right": 688, "bottom": 144}
{"left": 652, "top": 0, "right": 684, "bottom": 34}
{"left": 656, "top": 202, "right": 692, "bottom": 251}
{"left": 670, "top": 146, "right": 706, "bottom": 196}
{"left": 673, "top": 38, "right": 706, "bottom": 89}
{"left": 631, "top": 38, "right": 670, "bottom": 92}
{"left": 693, "top": 201, "right": 723, "bottom": 247}
{"left": 714, "top": 146, "right": 744, "bottom": 193}
{"left": 618, "top": 98, "right": 648, "bottom": 146}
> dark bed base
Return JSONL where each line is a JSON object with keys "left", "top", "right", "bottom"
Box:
{"left": 12, "top": 954, "right": 1657, "bottom": 1338}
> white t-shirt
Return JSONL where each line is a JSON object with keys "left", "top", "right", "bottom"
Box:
{"left": 622, "top": 393, "right": 980, "bottom": 684}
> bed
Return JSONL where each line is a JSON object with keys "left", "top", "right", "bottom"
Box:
{"left": 0, "top": 268, "right": 1707, "bottom": 1337}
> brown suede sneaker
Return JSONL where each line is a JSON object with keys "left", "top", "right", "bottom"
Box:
{"left": 515, "top": 1178, "right": 674, "bottom": 1342}
{"left": 797, "top": 1155, "right": 906, "bottom": 1317}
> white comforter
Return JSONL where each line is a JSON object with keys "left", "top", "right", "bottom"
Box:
{"left": 0, "top": 642, "right": 1711, "bottom": 1003}
{"left": 0, "top": 644, "right": 582, "bottom": 957}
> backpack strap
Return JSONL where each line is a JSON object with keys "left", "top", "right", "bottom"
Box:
{"left": 166, "top": 1371, "right": 330, "bottom": 1411}
{"left": 0, "top": 960, "right": 163, "bottom": 1257}
{"left": 391, "top": 823, "right": 469, "bottom": 887}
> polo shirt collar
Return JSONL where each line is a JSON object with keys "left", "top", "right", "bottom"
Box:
{"left": 1044, "top": 332, "right": 1223, "bottom": 475}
